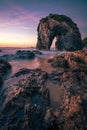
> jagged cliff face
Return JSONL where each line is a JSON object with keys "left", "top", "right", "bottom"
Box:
{"left": 36, "top": 14, "right": 83, "bottom": 51}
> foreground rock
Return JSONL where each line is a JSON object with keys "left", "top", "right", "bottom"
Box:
{"left": 0, "top": 68, "right": 50, "bottom": 130}
{"left": 48, "top": 50, "right": 87, "bottom": 70}
{"left": 0, "top": 50, "right": 87, "bottom": 129}
{"left": 47, "top": 50, "right": 87, "bottom": 129}
{"left": 0, "top": 59, "right": 11, "bottom": 85}
{"left": 36, "top": 13, "right": 83, "bottom": 51}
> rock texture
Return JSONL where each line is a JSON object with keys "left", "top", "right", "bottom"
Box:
{"left": 0, "top": 50, "right": 87, "bottom": 130}
{"left": 0, "top": 50, "right": 35, "bottom": 61}
{"left": 0, "top": 59, "right": 11, "bottom": 85}
{"left": 0, "top": 68, "right": 50, "bottom": 130}
{"left": 15, "top": 50, "right": 35, "bottom": 59}
{"left": 47, "top": 50, "right": 87, "bottom": 129}
{"left": 36, "top": 13, "right": 83, "bottom": 51}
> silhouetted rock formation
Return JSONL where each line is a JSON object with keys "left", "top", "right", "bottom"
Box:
{"left": 36, "top": 14, "right": 83, "bottom": 51}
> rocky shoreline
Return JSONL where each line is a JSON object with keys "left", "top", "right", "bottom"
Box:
{"left": 0, "top": 49, "right": 87, "bottom": 130}
{"left": 0, "top": 50, "right": 43, "bottom": 61}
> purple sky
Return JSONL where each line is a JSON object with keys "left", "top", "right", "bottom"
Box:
{"left": 0, "top": 0, "right": 87, "bottom": 47}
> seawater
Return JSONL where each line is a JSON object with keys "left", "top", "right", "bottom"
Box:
{"left": 0, "top": 47, "right": 66, "bottom": 76}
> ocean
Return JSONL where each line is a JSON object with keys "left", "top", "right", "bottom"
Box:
{"left": 0, "top": 47, "right": 63, "bottom": 77}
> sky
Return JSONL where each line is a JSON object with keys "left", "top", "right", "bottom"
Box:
{"left": 0, "top": 0, "right": 87, "bottom": 47}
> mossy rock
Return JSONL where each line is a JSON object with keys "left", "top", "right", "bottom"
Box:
{"left": 41, "top": 13, "right": 80, "bottom": 38}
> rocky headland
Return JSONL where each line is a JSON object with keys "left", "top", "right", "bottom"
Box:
{"left": 36, "top": 13, "right": 83, "bottom": 51}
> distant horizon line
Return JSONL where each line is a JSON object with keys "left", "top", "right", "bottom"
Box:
{"left": 0, "top": 46, "right": 36, "bottom": 48}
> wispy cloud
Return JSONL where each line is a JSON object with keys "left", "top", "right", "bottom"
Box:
{"left": 0, "top": 2, "right": 39, "bottom": 28}
{"left": 19, "top": 26, "right": 33, "bottom": 30}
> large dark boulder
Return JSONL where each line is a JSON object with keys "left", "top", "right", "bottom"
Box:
{"left": 36, "top": 13, "right": 83, "bottom": 51}
{"left": 0, "top": 59, "right": 11, "bottom": 75}
{"left": 0, "top": 59, "right": 11, "bottom": 86}
{"left": 15, "top": 50, "right": 35, "bottom": 59}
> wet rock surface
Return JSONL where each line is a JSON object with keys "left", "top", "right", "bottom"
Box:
{"left": 0, "top": 68, "right": 49, "bottom": 130}
{"left": 47, "top": 50, "right": 87, "bottom": 129}
{"left": 0, "top": 50, "right": 35, "bottom": 61}
{"left": 32, "top": 50, "right": 43, "bottom": 55}
{"left": 15, "top": 50, "right": 35, "bottom": 59}
{"left": 0, "top": 59, "right": 11, "bottom": 85}
{"left": 0, "top": 54, "right": 14, "bottom": 61}
{"left": 36, "top": 13, "right": 83, "bottom": 51}
{"left": 0, "top": 50, "right": 87, "bottom": 130}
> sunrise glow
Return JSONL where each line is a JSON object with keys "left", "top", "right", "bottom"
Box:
{"left": 0, "top": 32, "right": 36, "bottom": 47}
{"left": 0, "top": 0, "right": 87, "bottom": 47}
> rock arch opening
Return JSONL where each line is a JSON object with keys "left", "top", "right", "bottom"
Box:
{"left": 36, "top": 14, "right": 83, "bottom": 51}
{"left": 50, "top": 36, "right": 59, "bottom": 50}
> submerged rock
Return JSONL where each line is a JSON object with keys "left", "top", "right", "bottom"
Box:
{"left": 15, "top": 50, "right": 35, "bottom": 59}
{"left": 0, "top": 49, "right": 2, "bottom": 52}
{"left": 36, "top": 13, "right": 83, "bottom": 51}
{"left": 32, "top": 50, "right": 43, "bottom": 55}
{"left": 0, "top": 54, "right": 14, "bottom": 61}
{"left": 0, "top": 50, "right": 35, "bottom": 61}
